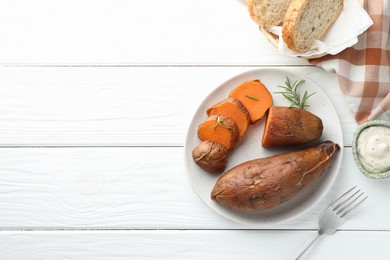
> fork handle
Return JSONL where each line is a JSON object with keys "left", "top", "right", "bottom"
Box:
{"left": 295, "top": 231, "right": 321, "bottom": 260}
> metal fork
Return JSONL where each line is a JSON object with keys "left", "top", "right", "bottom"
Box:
{"left": 295, "top": 186, "right": 368, "bottom": 260}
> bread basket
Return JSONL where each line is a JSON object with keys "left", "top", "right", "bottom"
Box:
{"left": 258, "top": 0, "right": 366, "bottom": 59}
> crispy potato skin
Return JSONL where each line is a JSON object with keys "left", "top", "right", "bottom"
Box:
{"left": 211, "top": 141, "right": 340, "bottom": 212}
{"left": 192, "top": 141, "right": 229, "bottom": 173}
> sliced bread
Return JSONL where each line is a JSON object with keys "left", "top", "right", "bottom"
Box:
{"left": 248, "top": 0, "right": 292, "bottom": 28}
{"left": 282, "top": 0, "right": 343, "bottom": 52}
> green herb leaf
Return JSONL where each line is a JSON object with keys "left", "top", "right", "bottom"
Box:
{"left": 244, "top": 94, "right": 260, "bottom": 101}
{"left": 275, "top": 76, "right": 315, "bottom": 109}
{"left": 211, "top": 115, "right": 232, "bottom": 130}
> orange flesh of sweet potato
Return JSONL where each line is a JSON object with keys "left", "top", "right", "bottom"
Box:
{"left": 207, "top": 98, "right": 250, "bottom": 141}
{"left": 211, "top": 141, "right": 340, "bottom": 212}
{"left": 197, "top": 115, "right": 239, "bottom": 151}
{"left": 229, "top": 80, "right": 273, "bottom": 124}
{"left": 262, "top": 106, "right": 323, "bottom": 147}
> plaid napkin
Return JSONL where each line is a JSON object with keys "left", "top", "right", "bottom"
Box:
{"left": 309, "top": 0, "right": 390, "bottom": 124}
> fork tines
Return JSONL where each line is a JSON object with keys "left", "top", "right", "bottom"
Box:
{"left": 331, "top": 186, "right": 368, "bottom": 218}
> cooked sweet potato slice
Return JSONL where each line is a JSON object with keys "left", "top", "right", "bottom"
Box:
{"left": 207, "top": 98, "right": 250, "bottom": 141}
{"left": 262, "top": 106, "right": 323, "bottom": 147}
{"left": 229, "top": 80, "right": 273, "bottom": 124}
{"left": 198, "top": 115, "right": 239, "bottom": 151}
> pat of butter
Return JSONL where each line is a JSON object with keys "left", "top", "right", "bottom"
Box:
{"left": 357, "top": 126, "right": 390, "bottom": 173}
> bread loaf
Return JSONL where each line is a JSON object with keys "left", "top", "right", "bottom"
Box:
{"left": 282, "top": 0, "right": 343, "bottom": 52}
{"left": 248, "top": 0, "right": 292, "bottom": 28}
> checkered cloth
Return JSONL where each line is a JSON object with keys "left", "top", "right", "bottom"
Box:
{"left": 310, "top": 0, "right": 390, "bottom": 124}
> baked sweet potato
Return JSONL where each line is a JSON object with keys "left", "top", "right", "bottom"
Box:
{"left": 229, "top": 79, "right": 273, "bottom": 124}
{"left": 198, "top": 115, "right": 239, "bottom": 151}
{"left": 211, "top": 141, "right": 340, "bottom": 212}
{"left": 192, "top": 141, "right": 229, "bottom": 173}
{"left": 262, "top": 106, "right": 323, "bottom": 147}
{"left": 207, "top": 98, "right": 250, "bottom": 141}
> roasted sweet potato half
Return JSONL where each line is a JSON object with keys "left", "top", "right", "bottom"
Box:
{"left": 211, "top": 141, "right": 340, "bottom": 212}
{"left": 262, "top": 106, "right": 323, "bottom": 147}
{"left": 192, "top": 141, "right": 229, "bottom": 173}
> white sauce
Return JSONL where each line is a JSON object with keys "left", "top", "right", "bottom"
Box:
{"left": 357, "top": 126, "right": 390, "bottom": 173}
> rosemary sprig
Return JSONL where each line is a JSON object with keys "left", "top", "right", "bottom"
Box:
{"left": 244, "top": 94, "right": 260, "bottom": 101}
{"left": 211, "top": 115, "right": 232, "bottom": 130}
{"left": 275, "top": 76, "right": 315, "bottom": 110}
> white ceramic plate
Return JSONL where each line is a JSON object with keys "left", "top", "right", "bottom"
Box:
{"left": 184, "top": 68, "right": 343, "bottom": 225}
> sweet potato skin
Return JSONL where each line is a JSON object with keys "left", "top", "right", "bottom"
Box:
{"left": 192, "top": 141, "right": 229, "bottom": 173}
{"left": 262, "top": 106, "right": 323, "bottom": 147}
{"left": 211, "top": 141, "right": 340, "bottom": 212}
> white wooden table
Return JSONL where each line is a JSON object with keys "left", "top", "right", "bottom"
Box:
{"left": 0, "top": 1, "right": 388, "bottom": 259}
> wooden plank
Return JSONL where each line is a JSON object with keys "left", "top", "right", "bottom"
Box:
{"left": 0, "top": 66, "right": 356, "bottom": 146}
{"left": 0, "top": 0, "right": 306, "bottom": 65}
{"left": 0, "top": 147, "right": 382, "bottom": 230}
{"left": 0, "top": 230, "right": 388, "bottom": 259}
